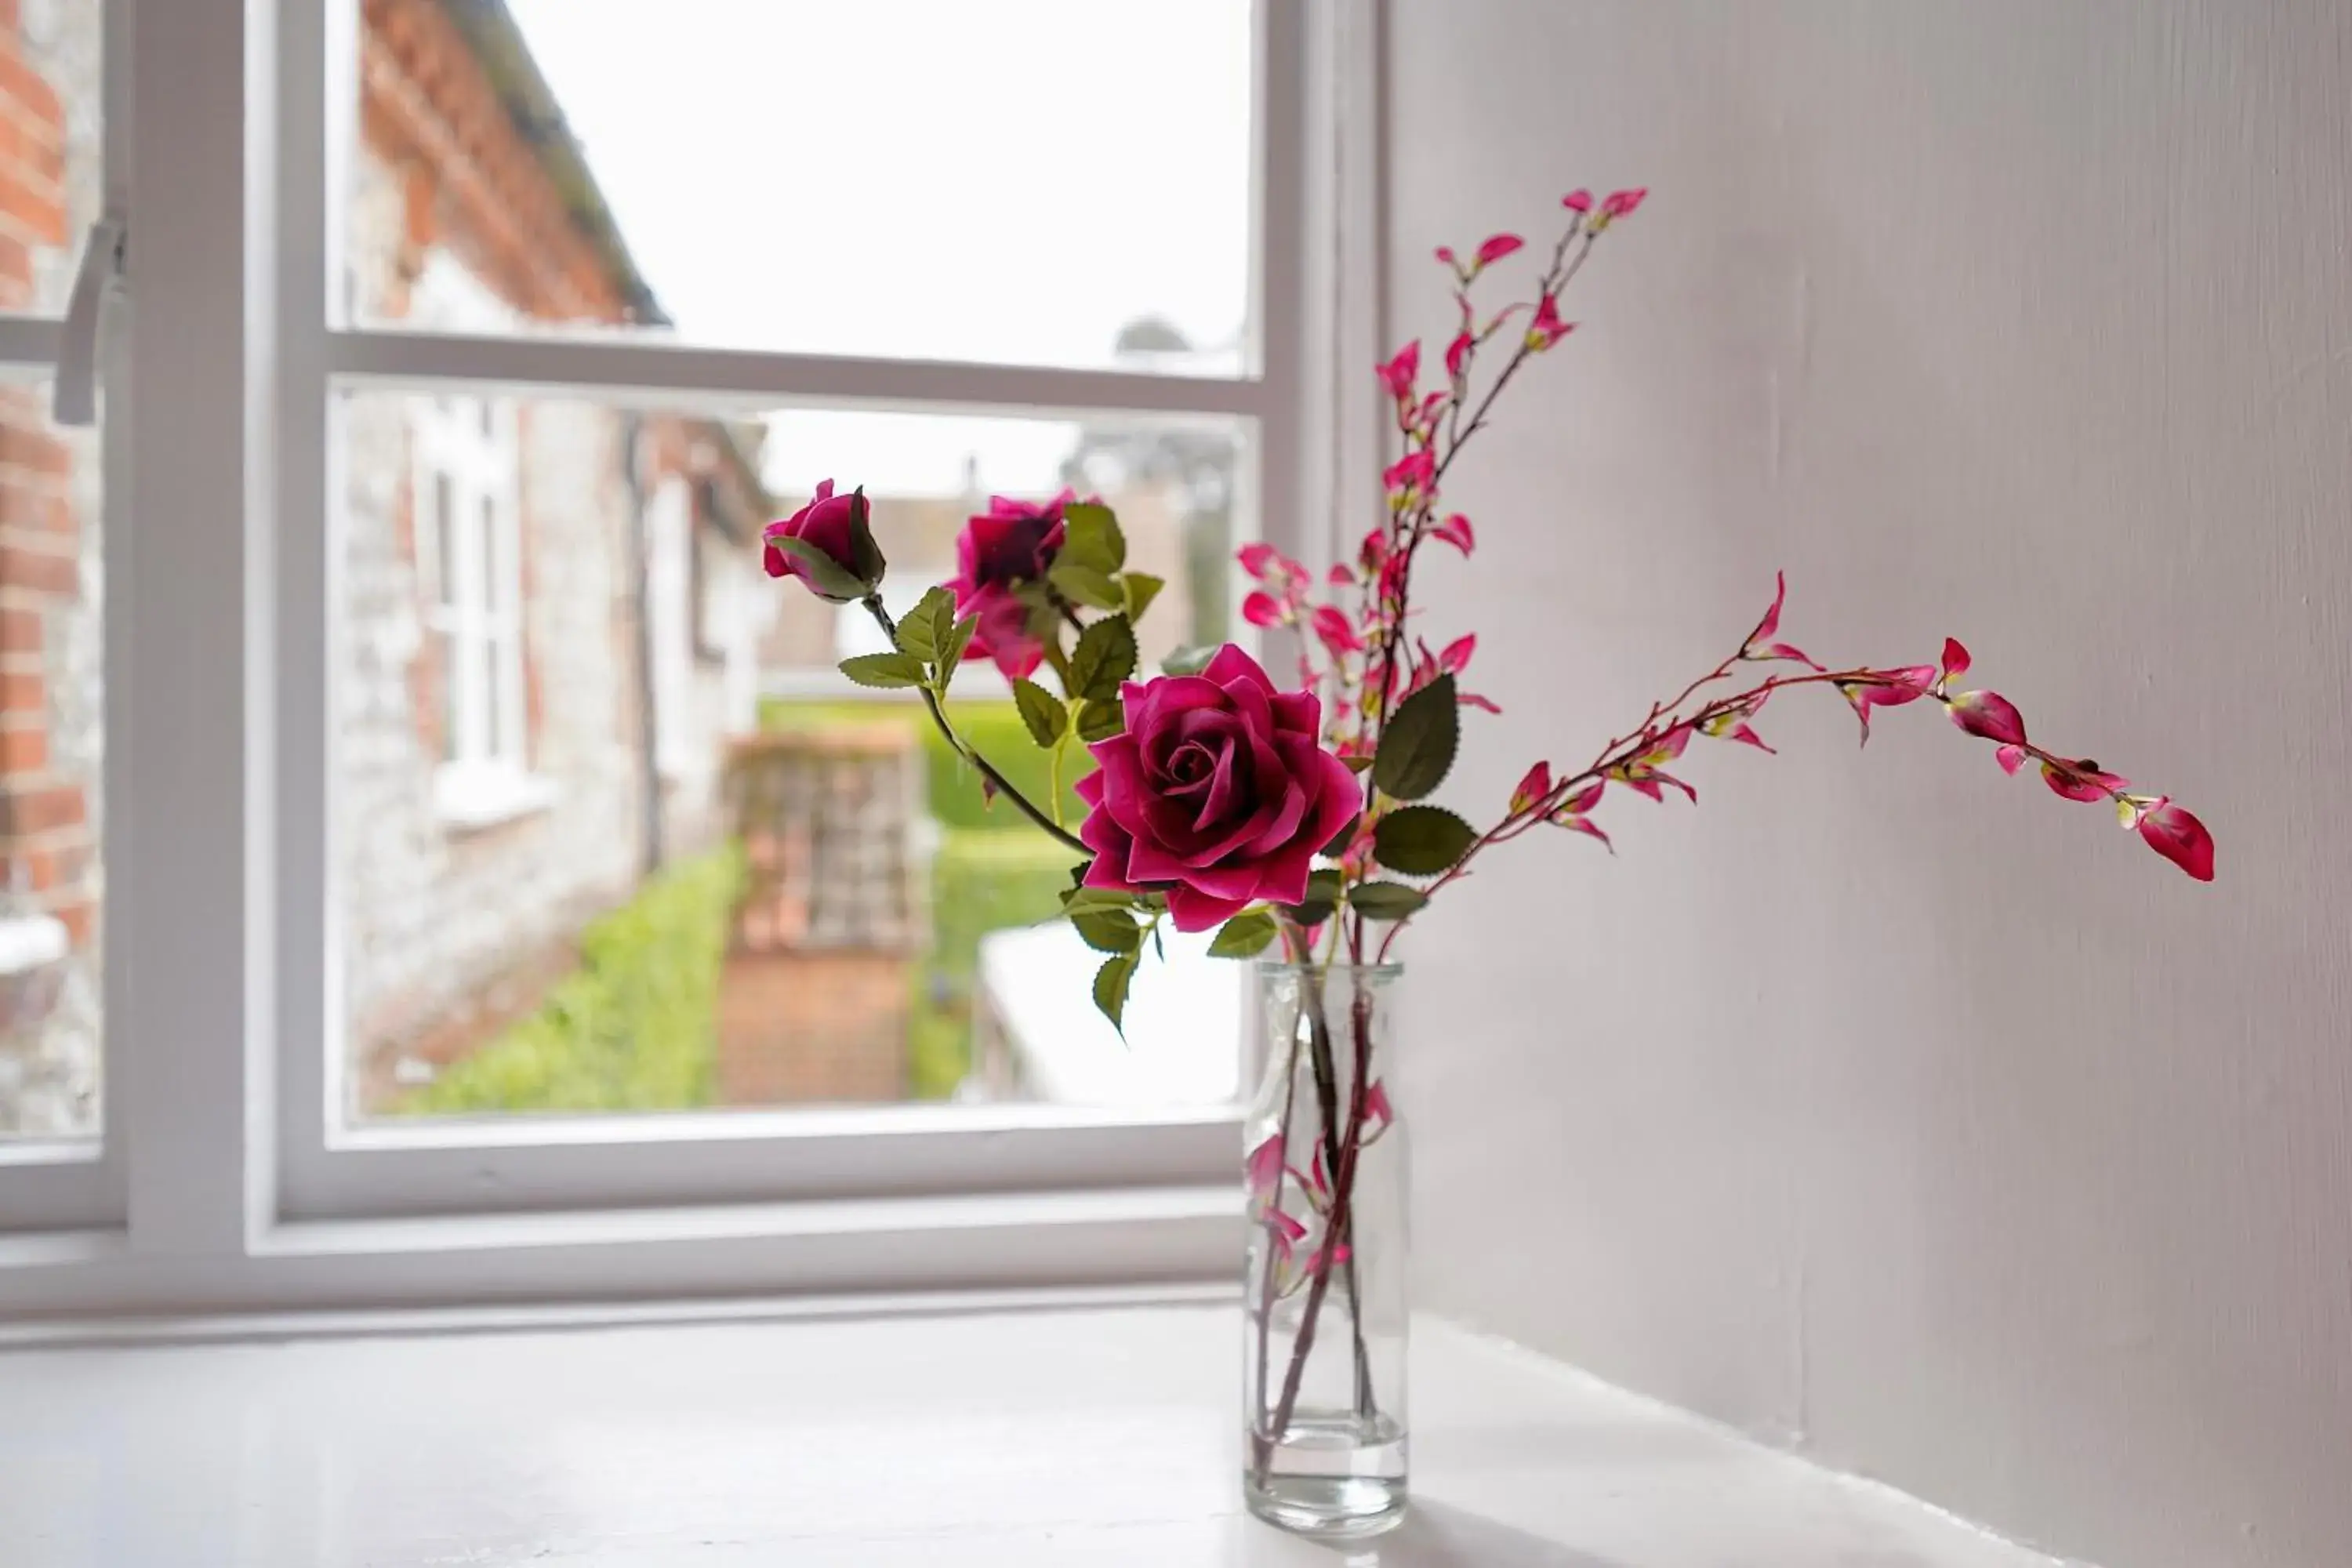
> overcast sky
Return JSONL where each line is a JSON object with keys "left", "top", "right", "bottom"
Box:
{"left": 506, "top": 0, "right": 1252, "bottom": 498}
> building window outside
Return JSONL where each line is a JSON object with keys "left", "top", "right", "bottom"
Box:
{"left": 646, "top": 475, "right": 697, "bottom": 780}
{"left": 416, "top": 391, "right": 532, "bottom": 826}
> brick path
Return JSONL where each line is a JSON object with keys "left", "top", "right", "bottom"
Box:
{"left": 712, "top": 727, "right": 927, "bottom": 1105}
{"left": 713, "top": 950, "right": 909, "bottom": 1105}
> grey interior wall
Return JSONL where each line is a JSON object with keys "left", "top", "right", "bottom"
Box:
{"left": 1388, "top": 5, "right": 2352, "bottom": 1565}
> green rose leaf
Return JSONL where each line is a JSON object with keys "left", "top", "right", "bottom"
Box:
{"left": 839, "top": 651, "right": 927, "bottom": 689}
{"left": 1342, "top": 753, "right": 1375, "bottom": 774}
{"left": 1072, "top": 907, "right": 1143, "bottom": 955}
{"left": 1048, "top": 561, "right": 1124, "bottom": 611}
{"left": 1348, "top": 880, "right": 1428, "bottom": 922}
{"left": 768, "top": 535, "right": 869, "bottom": 604}
{"left": 1120, "top": 572, "right": 1165, "bottom": 623}
{"left": 1207, "top": 908, "right": 1280, "bottom": 958}
{"left": 1372, "top": 804, "right": 1477, "bottom": 877}
{"left": 1093, "top": 949, "right": 1139, "bottom": 1036}
{"left": 1319, "top": 812, "right": 1362, "bottom": 860}
{"left": 1283, "top": 866, "right": 1345, "bottom": 927}
{"left": 1060, "top": 502, "right": 1127, "bottom": 574}
{"left": 842, "top": 488, "right": 887, "bottom": 587}
{"left": 1063, "top": 885, "right": 1139, "bottom": 914}
{"left": 1069, "top": 613, "right": 1138, "bottom": 702}
{"left": 1076, "top": 698, "right": 1124, "bottom": 743}
{"left": 1373, "top": 673, "right": 1459, "bottom": 801}
{"left": 1011, "top": 677, "right": 1069, "bottom": 748}
{"left": 894, "top": 585, "right": 956, "bottom": 664}
{"left": 1161, "top": 644, "right": 1218, "bottom": 677}
{"left": 935, "top": 612, "right": 978, "bottom": 683}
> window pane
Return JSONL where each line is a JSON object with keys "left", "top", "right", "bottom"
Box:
{"left": 0, "top": 390, "right": 103, "bottom": 1139}
{"left": 336, "top": 391, "right": 1250, "bottom": 1123}
{"left": 341, "top": 0, "right": 1253, "bottom": 374}
{"left": 9, "top": 2, "right": 102, "bottom": 319}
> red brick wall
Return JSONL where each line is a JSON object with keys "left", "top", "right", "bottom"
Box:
{"left": 361, "top": 0, "right": 630, "bottom": 325}
{"left": 0, "top": 13, "right": 90, "bottom": 953}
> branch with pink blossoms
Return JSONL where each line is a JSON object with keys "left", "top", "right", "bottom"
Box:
{"left": 1376, "top": 586, "right": 2215, "bottom": 963}
{"left": 754, "top": 179, "right": 2216, "bottom": 1503}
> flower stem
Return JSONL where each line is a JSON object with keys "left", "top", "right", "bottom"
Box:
{"left": 858, "top": 595, "right": 1089, "bottom": 856}
{"left": 1258, "top": 975, "right": 1379, "bottom": 1483}
{"left": 1249, "top": 1010, "right": 1308, "bottom": 1480}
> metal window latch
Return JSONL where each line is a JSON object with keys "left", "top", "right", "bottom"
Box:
{"left": 53, "top": 215, "right": 125, "bottom": 429}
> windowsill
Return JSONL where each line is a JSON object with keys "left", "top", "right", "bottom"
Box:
{"left": 0, "top": 1301, "right": 2063, "bottom": 1566}
{"left": 432, "top": 767, "right": 559, "bottom": 833}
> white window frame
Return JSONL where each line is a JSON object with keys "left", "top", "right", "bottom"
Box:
{"left": 0, "top": 0, "right": 1387, "bottom": 1319}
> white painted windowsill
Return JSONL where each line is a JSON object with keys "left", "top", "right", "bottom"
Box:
{"left": 0, "top": 1299, "right": 2064, "bottom": 1567}
{"left": 433, "top": 766, "right": 559, "bottom": 833}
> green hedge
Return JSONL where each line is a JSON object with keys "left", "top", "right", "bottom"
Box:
{"left": 396, "top": 844, "right": 745, "bottom": 1117}
{"left": 906, "top": 828, "right": 1080, "bottom": 1099}
{"left": 762, "top": 699, "right": 1096, "bottom": 832}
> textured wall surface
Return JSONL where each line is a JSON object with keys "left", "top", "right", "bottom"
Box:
{"left": 1389, "top": 4, "right": 2352, "bottom": 1565}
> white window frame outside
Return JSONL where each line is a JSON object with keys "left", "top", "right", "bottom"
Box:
{"left": 0, "top": 0, "right": 1387, "bottom": 1319}
{"left": 414, "top": 390, "right": 535, "bottom": 826}
{"left": 645, "top": 474, "right": 697, "bottom": 782}
{"left": 405, "top": 250, "right": 538, "bottom": 826}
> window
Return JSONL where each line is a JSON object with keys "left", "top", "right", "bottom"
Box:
{"left": 645, "top": 475, "right": 696, "bottom": 781}
{"left": 412, "top": 391, "right": 533, "bottom": 824}
{"left": 0, "top": 0, "right": 1374, "bottom": 1314}
{"left": 0, "top": 0, "right": 118, "bottom": 1243}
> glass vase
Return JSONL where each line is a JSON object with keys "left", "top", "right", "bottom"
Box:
{"left": 1242, "top": 962, "right": 1408, "bottom": 1538}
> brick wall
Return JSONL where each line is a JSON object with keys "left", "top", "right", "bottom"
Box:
{"left": 0, "top": 0, "right": 99, "bottom": 1136}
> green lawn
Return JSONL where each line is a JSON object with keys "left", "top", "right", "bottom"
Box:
{"left": 760, "top": 696, "right": 1097, "bottom": 830}
{"left": 908, "top": 828, "right": 1080, "bottom": 1098}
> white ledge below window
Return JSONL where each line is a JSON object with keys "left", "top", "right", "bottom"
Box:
{"left": 0, "top": 1299, "right": 2066, "bottom": 1566}
{"left": 432, "top": 766, "right": 559, "bottom": 833}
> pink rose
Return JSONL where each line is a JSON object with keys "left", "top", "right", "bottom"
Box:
{"left": 947, "top": 489, "right": 1077, "bottom": 679}
{"left": 1075, "top": 645, "right": 1362, "bottom": 932}
{"left": 762, "top": 479, "right": 878, "bottom": 602}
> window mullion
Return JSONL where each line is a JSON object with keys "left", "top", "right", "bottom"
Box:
{"left": 118, "top": 0, "right": 275, "bottom": 1254}
{"left": 326, "top": 328, "right": 1276, "bottom": 424}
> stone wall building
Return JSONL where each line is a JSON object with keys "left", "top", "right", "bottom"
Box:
{"left": 338, "top": 0, "right": 771, "bottom": 1108}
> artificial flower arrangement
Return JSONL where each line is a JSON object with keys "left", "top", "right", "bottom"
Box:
{"left": 760, "top": 182, "right": 2212, "bottom": 1537}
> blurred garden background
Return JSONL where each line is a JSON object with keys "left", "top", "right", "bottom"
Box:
{"left": 392, "top": 699, "right": 1097, "bottom": 1116}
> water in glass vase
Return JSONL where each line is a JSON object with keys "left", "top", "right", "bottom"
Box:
{"left": 1243, "top": 963, "right": 1408, "bottom": 1538}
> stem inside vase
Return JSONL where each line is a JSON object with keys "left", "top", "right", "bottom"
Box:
{"left": 1247, "top": 963, "right": 1401, "bottom": 1518}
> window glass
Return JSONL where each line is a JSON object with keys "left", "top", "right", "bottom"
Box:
{"left": 10, "top": 0, "right": 102, "bottom": 320}
{"left": 341, "top": 0, "right": 1254, "bottom": 376}
{"left": 336, "top": 393, "right": 1250, "bottom": 1123}
{"left": 0, "top": 390, "right": 102, "bottom": 1140}
{"left": 0, "top": 3, "right": 107, "bottom": 1138}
